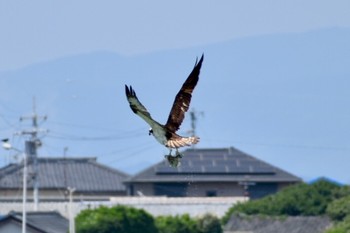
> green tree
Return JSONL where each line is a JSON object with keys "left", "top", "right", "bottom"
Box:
{"left": 75, "top": 205, "right": 158, "bottom": 233}
{"left": 332, "top": 186, "right": 350, "bottom": 199}
{"left": 325, "top": 215, "right": 350, "bottom": 233}
{"left": 156, "top": 214, "right": 199, "bottom": 233}
{"left": 196, "top": 214, "right": 222, "bottom": 233}
{"left": 327, "top": 196, "right": 350, "bottom": 221}
{"left": 155, "top": 213, "right": 223, "bottom": 233}
{"left": 222, "top": 180, "right": 341, "bottom": 224}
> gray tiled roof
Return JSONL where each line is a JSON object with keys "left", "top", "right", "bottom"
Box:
{"left": 127, "top": 147, "right": 301, "bottom": 183}
{"left": 0, "top": 211, "right": 68, "bottom": 233}
{"left": 224, "top": 215, "right": 331, "bottom": 233}
{"left": 0, "top": 157, "right": 129, "bottom": 192}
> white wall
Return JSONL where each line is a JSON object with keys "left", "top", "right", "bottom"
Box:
{"left": 0, "top": 196, "right": 247, "bottom": 219}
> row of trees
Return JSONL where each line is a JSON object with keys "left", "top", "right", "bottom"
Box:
{"left": 222, "top": 179, "right": 350, "bottom": 232}
{"left": 75, "top": 180, "right": 350, "bottom": 233}
{"left": 75, "top": 205, "right": 222, "bottom": 233}
{"left": 325, "top": 194, "right": 350, "bottom": 233}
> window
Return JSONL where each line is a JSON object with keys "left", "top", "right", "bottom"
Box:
{"left": 154, "top": 183, "right": 188, "bottom": 197}
{"left": 206, "top": 190, "right": 217, "bottom": 197}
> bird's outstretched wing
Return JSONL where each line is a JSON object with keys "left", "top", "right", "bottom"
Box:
{"left": 125, "top": 85, "right": 162, "bottom": 128}
{"left": 165, "top": 54, "right": 204, "bottom": 132}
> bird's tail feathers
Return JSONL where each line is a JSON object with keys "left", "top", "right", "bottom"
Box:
{"left": 187, "top": 136, "right": 200, "bottom": 145}
{"left": 167, "top": 136, "right": 200, "bottom": 148}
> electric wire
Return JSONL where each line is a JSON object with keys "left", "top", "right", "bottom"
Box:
{"left": 200, "top": 138, "right": 350, "bottom": 152}
{"left": 105, "top": 143, "right": 157, "bottom": 165}
{"left": 47, "top": 130, "right": 145, "bottom": 141}
{"left": 49, "top": 120, "right": 144, "bottom": 133}
{"left": 0, "top": 113, "right": 21, "bottom": 130}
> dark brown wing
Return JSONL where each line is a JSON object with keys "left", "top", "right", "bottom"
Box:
{"left": 165, "top": 54, "right": 204, "bottom": 132}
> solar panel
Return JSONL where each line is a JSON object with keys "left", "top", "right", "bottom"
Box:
{"left": 156, "top": 165, "right": 275, "bottom": 174}
{"left": 155, "top": 166, "right": 179, "bottom": 173}
{"left": 226, "top": 165, "right": 248, "bottom": 173}
{"left": 215, "top": 160, "right": 234, "bottom": 166}
{"left": 182, "top": 166, "right": 203, "bottom": 173}
{"left": 251, "top": 166, "right": 275, "bottom": 173}
{"left": 203, "top": 166, "right": 225, "bottom": 173}
{"left": 194, "top": 160, "right": 214, "bottom": 167}
{"left": 197, "top": 154, "right": 225, "bottom": 160}
{"left": 155, "top": 149, "right": 276, "bottom": 175}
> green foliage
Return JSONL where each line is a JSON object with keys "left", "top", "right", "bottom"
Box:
{"left": 326, "top": 187, "right": 350, "bottom": 233}
{"left": 325, "top": 215, "right": 350, "bottom": 233}
{"left": 155, "top": 214, "right": 223, "bottom": 233}
{"left": 76, "top": 205, "right": 223, "bottom": 233}
{"left": 327, "top": 196, "right": 350, "bottom": 221}
{"left": 75, "top": 205, "right": 158, "bottom": 233}
{"left": 222, "top": 180, "right": 341, "bottom": 224}
{"left": 196, "top": 214, "right": 222, "bottom": 233}
{"left": 156, "top": 214, "right": 198, "bottom": 233}
{"left": 332, "top": 186, "right": 350, "bottom": 199}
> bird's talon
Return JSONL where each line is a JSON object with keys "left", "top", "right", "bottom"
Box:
{"left": 165, "top": 154, "right": 181, "bottom": 167}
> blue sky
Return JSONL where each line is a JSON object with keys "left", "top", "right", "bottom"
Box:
{"left": 1, "top": 0, "right": 350, "bottom": 71}
{"left": 0, "top": 1, "right": 350, "bottom": 183}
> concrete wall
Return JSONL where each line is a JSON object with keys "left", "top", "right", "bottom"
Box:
{"left": 0, "top": 196, "right": 247, "bottom": 219}
{"left": 108, "top": 197, "right": 247, "bottom": 217}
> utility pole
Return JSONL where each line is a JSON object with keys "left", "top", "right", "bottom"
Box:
{"left": 63, "top": 147, "right": 69, "bottom": 200}
{"left": 2, "top": 139, "right": 28, "bottom": 233}
{"left": 68, "top": 187, "right": 76, "bottom": 233}
{"left": 18, "top": 98, "right": 47, "bottom": 211}
{"left": 188, "top": 109, "right": 204, "bottom": 147}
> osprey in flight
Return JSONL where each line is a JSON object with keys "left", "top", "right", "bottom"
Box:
{"left": 125, "top": 55, "right": 204, "bottom": 166}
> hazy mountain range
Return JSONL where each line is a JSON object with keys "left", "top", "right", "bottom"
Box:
{"left": 0, "top": 28, "right": 349, "bottom": 182}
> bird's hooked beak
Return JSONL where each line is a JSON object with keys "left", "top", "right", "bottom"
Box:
{"left": 148, "top": 128, "right": 153, "bottom": 136}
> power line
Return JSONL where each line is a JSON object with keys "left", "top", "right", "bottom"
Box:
{"left": 0, "top": 100, "right": 21, "bottom": 115}
{"left": 47, "top": 130, "right": 145, "bottom": 141}
{"left": 49, "top": 120, "right": 144, "bottom": 133}
{"left": 0, "top": 113, "right": 21, "bottom": 130}
{"left": 105, "top": 143, "right": 157, "bottom": 164}
{"left": 201, "top": 138, "right": 350, "bottom": 152}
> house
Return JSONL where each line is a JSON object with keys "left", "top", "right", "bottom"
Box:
{"left": 223, "top": 214, "right": 332, "bottom": 233}
{"left": 0, "top": 211, "right": 68, "bottom": 233}
{"left": 0, "top": 157, "right": 129, "bottom": 201}
{"left": 125, "top": 147, "right": 301, "bottom": 199}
